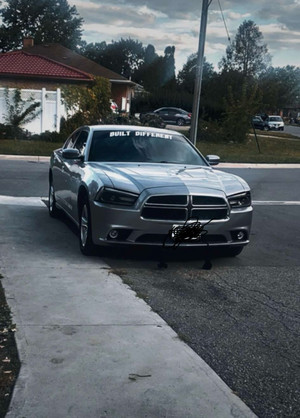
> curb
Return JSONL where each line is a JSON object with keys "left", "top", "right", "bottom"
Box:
{"left": 1, "top": 155, "right": 300, "bottom": 168}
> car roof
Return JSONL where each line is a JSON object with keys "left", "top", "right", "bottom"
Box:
{"left": 156, "top": 107, "right": 185, "bottom": 111}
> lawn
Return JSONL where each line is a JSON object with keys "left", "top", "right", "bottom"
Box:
{"left": 197, "top": 135, "right": 300, "bottom": 163}
{"left": 0, "top": 132, "right": 300, "bottom": 163}
{"left": 0, "top": 139, "right": 62, "bottom": 156}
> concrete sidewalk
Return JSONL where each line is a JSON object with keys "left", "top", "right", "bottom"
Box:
{"left": 0, "top": 200, "right": 256, "bottom": 417}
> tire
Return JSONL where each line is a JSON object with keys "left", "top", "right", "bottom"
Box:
{"left": 223, "top": 246, "right": 244, "bottom": 257}
{"left": 48, "top": 179, "right": 60, "bottom": 218}
{"left": 177, "top": 118, "right": 185, "bottom": 126}
{"left": 263, "top": 125, "right": 269, "bottom": 131}
{"left": 79, "top": 198, "right": 95, "bottom": 255}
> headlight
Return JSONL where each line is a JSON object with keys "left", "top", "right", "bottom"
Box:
{"left": 228, "top": 191, "right": 251, "bottom": 208}
{"left": 95, "top": 187, "right": 139, "bottom": 206}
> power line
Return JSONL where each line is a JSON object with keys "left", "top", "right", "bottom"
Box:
{"left": 218, "top": 0, "right": 231, "bottom": 42}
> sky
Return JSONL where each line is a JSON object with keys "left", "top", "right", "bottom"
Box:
{"left": 73, "top": 0, "right": 300, "bottom": 73}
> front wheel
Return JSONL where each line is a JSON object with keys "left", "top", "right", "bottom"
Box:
{"left": 263, "top": 125, "right": 269, "bottom": 131}
{"left": 79, "top": 199, "right": 95, "bottom": 255}
{"left": 48, "top": 180, "right": 60, "bottom": 218}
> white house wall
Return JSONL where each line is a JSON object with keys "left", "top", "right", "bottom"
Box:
{"left": 0, "top": 88, "right": 66, "bottom": 134}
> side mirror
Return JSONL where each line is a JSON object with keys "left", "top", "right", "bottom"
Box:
{"left": 62, "top": 148, "right": 82, "bottom": 160}
{"left": 206, "top": 154, "right": 220, "bottom": 166}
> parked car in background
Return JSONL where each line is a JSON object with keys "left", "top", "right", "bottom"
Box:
{"left": 49, "top": 125, "right": 253, "bottom": 257}
{"left": 140, "top": 107, "right": 192, "bottom": 126}
{"left": 251, "top": 116, "right": 268, "bottom": 130}
{"left": 265, "top": 115, "right": 284, "bottom": 131}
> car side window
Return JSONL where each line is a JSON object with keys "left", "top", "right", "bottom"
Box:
{"left": 74, "top": 131, "right": 89, "bottom": 155}
{"left": 64, "top": 131, "right": 80, "bottom": 149}
{"left": 159, "top": 109, "right": 168, "bottom": 115}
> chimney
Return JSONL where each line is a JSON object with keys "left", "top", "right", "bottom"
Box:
{"left": 23, "top": 38, "right": 34, "bottom": 48}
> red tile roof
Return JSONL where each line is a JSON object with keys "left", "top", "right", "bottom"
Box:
{"left": 0, "top": 51, "right": 93, "bottom": 81}
{"left": 22, "top": 43, "right": 134, "bottom": 84}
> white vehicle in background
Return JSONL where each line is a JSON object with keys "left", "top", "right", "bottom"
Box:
{"left": 265, "top": 116, "right": 284, "bottom": 131}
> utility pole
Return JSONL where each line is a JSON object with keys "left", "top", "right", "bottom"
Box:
{"left": 190, "top": 0, "right": 210, "bottom": 145}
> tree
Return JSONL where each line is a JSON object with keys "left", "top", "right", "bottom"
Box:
{"left": 4, "top": 88, "right": 41, "bottom": 138}
{"left": 258, "top": 66, "right": 300, "bottom": 112}
{"left": 161, "top": 46, "right": 176, "bottom": 86}
{"left": 81, "top": 38, "right": 145, "bottom": 79}
{"left": 79, "top": 41, "right": 107, "bottom": 63}
{"left": 144, "top": 44, "right": 158, "bottom": 65}
{"left": 219, "top": 20, "right": 271, "bottom": 77}
{"left": 177, "top": 53, "right": 215, "bottom": 94}
{"left": 0, "top": 0, "right": 83, "bottom": 51}
{"left": 222, "top": 81, "right": 262, "bottom": 142}
{"left": 61, "top": 76, "right": 111, "bottom": 127}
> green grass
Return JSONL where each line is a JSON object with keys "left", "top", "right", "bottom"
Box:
{"left": 0, "top": 139, "right": 62, "bottom": 156}
{"left": 0, "top": 134, "right": 300, "bottom": 163}
{"left": 196, "top": 135, "right": 300, "bottom": 163}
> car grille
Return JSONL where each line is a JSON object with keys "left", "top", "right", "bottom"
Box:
{"left": 141, "top": 194, "right": 228, "bottom": 221}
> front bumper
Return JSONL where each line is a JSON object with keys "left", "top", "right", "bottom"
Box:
{"left": 90, "top": 201, "right": 253, "bottom": 248}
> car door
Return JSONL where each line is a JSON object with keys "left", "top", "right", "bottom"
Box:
{"left": 64, "top": 129, "right": 89, "bottom": 220}
{"left": 168, "top": 109, "right": 178, "bottom": 124}
{"left": 53, "top": 130, "right": 80, "bottom": 212}
{"left": 157, "top": 108, "right": 169, "bottom": 123}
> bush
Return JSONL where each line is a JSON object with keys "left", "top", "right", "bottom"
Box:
{"left": 0, "top": 123, "right": 30, "bottom": 140}
{"left": 102, "top": 113, "right": 141, "bottom": 125}
{"left": 139, "top": 113, "right": 166, "bottom": 128}
{"left": 30, "top": 130, "right": 63, "bottom": 142}
{"left": 195, "top": 120, "right": 227, "bottom": 143}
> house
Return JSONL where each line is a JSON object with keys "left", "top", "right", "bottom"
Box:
{"left": 21, "top": 38, "right": 136, "bottom": 113}
{"left": 0, "top": 38, "right": 137, "bottom": 133}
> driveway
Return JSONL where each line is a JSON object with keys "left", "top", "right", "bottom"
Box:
{"left": 0, "top": 157, "right": 299, "bottom": 417}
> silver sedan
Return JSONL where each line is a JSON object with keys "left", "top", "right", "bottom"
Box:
{"left": 49, "top": 125, "right": 253, "bottom": 256}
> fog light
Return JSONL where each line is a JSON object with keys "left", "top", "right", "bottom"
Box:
{"left": 231, "top": 230, "right": 247, "bottom": 241}
{"left": 109, "top": 229, "right": 119, "bottom": 239}
{"left": 237, "top": 231, "right": 245, "bottom": 240}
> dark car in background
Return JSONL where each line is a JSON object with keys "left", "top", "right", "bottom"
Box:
{"left": 140, "top": 107, "right": 192, "bottom": 126}
{"left": 251, "top": 116, "right": 268, "bottom": 130}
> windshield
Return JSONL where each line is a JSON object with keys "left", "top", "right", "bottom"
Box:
{"left": 269, "top": 116, "right": 282, "bottom": 121}
{"left": 88, "top": 130, "right": 207, "bottom": 166}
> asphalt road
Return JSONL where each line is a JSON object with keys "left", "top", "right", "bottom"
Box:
{"left": 284, "top": 125, "right": 300, "bottom": 137}
{"left": 0, "top": 158, "right": 299, "bottom": 417}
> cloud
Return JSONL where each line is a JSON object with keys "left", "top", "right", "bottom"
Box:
{"left": 72, "top": 0, "right": 300, "bottom": 70}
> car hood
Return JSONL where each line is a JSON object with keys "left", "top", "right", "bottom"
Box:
{"left": 88, "top": 163, "right": 248, "bottom": 196}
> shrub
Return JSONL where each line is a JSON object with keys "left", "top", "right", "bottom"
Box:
{"left": 0, "top": 123, "right": 30, "bottom": 140}
{"left": 30, "top": 130, "right": 63, "bottom": 142}
{"left": 139, "top": 113, "right": 166, "bottom": 128}
{"left": 196, "top": 120, "right": 226, "bottom": 143}
{"left": 102, "top": 113, "right": 141, "bottom": 125}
